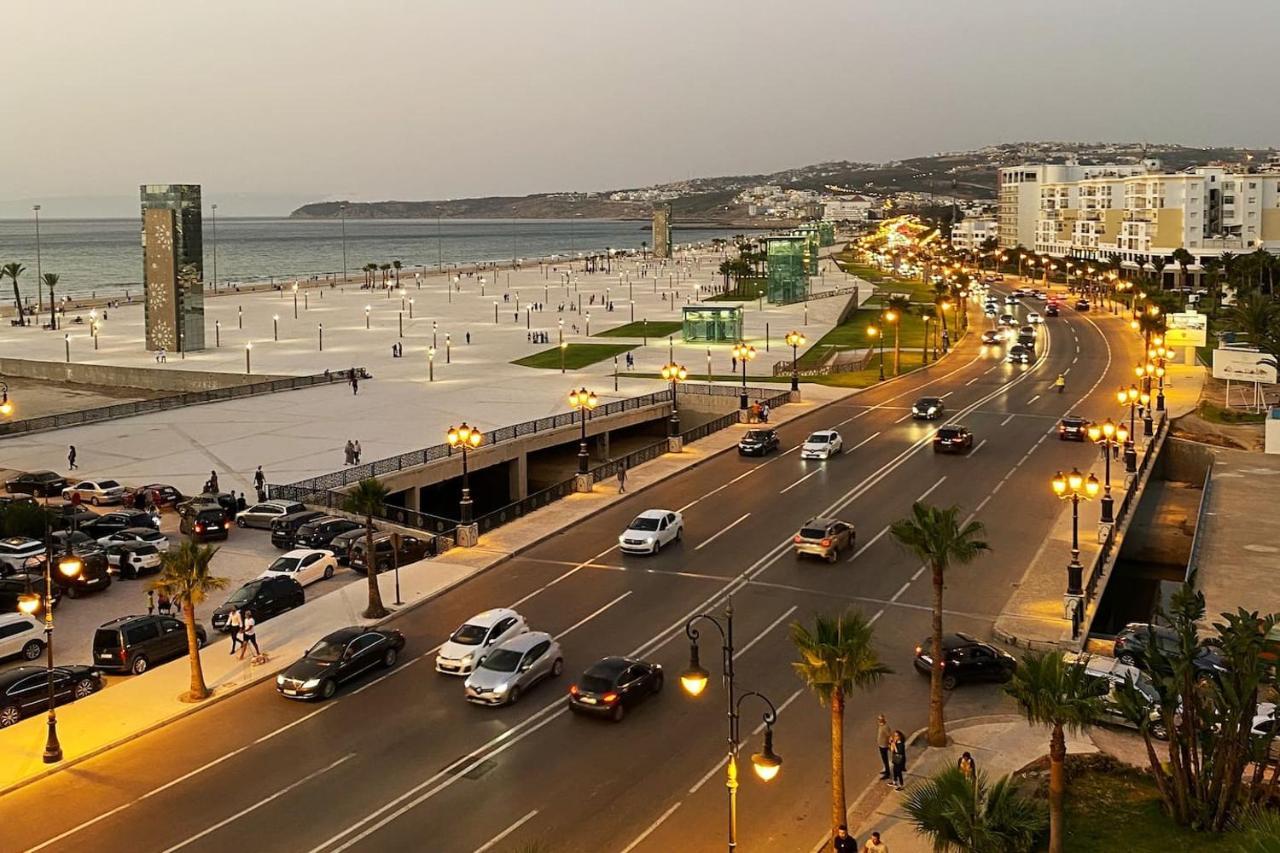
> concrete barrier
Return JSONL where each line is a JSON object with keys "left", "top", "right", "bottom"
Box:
{"left": 0, "top": 358, "right": 283, "bottom": 392}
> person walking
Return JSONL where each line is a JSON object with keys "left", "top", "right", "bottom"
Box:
{"left": 465, "top": 331, "right": 471, "bottom": 344}
{"left": 351, "top": 373, "right": 359, "bottom": 395}
{"left": 238, "top": 610, "right": 260, "bottom": 660}
{"left": 157, "top": 592, "right": 172, "bottom": 616}
{"left": 67, "top": 445, "right": 77, "bottom": 470}
{"left": 208, "top": 470, "right": 219, "bottom": 493}
{"left": 344, "top": 440, "right": 354, "bottom": 465}
{"left": 1054, "top": 373, "right": 1066, "bottom": 394}
{"left": 890, "top": 729, "right": 907, "bottom": 790}
{"left": 254, "top": 466, "right": 266, "bottom": 500}
{"left": 227, "top": 608, "right": 243, "bottom": 656}
{"left": 832, "top": 825, "right": 857, "bottom": 853}
{"left": 617, "top": 462, "right": 627, "bottom": 493}
{"left": 353, "top": 440, "right": 362, "bottom": 464}
{"left": 957, "top": 751, "right": 976, "bottom": 780}
{"left": 863, "top": 831, "right": 888, "bottom": 853}
{"left": 876, "top": 714, "right": 892, "bottom": 780}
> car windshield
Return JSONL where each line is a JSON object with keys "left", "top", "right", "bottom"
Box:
{"left": 744, "top": 431, "right": 769, "bottom": 441}
{"left": 100, "top": 480, "right": 121, "bottom": 489}
{"left": 306, "top": 638, "right": 347, "bottom": 662}
{"left": 580, "top": 673, "right": 617, "bottom": 693}
{"left": 268, "top": 557, "right": 300, "bottom": 573}
{"left": 451, "top": 623, "right": 488, "bottom": 645}
{"left": 806, "top": 434, "right": 830, "bottom": 444}
{"left": 480, "top": 650, "right": 523, "bottom": 672}
{"left": 228, "top": 585, "right": 259, "bottom": 605}
{"left": 628, "top": 516, "right": 660, "bottom": 531}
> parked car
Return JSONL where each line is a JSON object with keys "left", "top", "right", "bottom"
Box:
{"left": 51, "top": 505, "right": 97, "bottom": 532}
{"left": 210, "top": 576, "right": 305, "bottom": 633}
{"left": 98, "top": 527, "right": 170, "bottom": 552}
{"left": 793, "top": 517, "right": 856, "bottom": 563}
{"left": 57, "top": 549, "right": 112, "bottom": 598}
{"left": 269, "top": 510, "right": 327, "bottom": 550}
{"left": 51, "top": 530, "right": 100, "bottom": 553}
{"left": 912, "top": 397, "right": 945, "bottom": 420}
{"left": 617, "top": 509, "right": 684, "bottom": 555}
{"left": 435, "top": 608, "right": 529, "bottom": 676}
{"left": 1112, "top": 622, "right": 1229, "bottom": 682}
{"left": 0, "top": 613, "right": 45, "bottom": 662}
{"left": 104, "top": 542, "right": 162, "bottom": 579}
{"left": 349, "top": 534, "right": 433, "bottom": 574}
{"left": 568, "top": 656, "right": 663, "bottom": 722}
{"left": 913, "top": 633, "right": 1017, "bottom": 689}
{"left": 1063, "top": 652, "right": 1167, "bottom": 739}
{"left": 93, "top": 614, "right": 206, "bottom": 675}
{"left": 0, "top": 537, "right": 45, "bottom": 574}
{"left": 130, "top": 484, "right": 184, "bottom": 508}
{"left": 4, "top": 471, "right": 68, "bottom": 498}
{"left": 294, "top": 516, "right": 363, "bottom": 551}
{"left": 61, "top": 479, "right": 127, "bottom": 506}
{"left": 82, "top": 510, "right": 159, "bottom": 540}
{"left": 932, "top": 424, "right": 974, "bottom": 453}
{"left": 261, "top": 549, "right": 337, "bottom": 587}
{"left": 236, "top": 500, "right": 306, "bottom": 530}
{"left": 276, "top": 627, "right": 405, "bottom": 700}
{"left": 178, "top": 502, "right": 230, "bottom": 542}
{"left": 193, "top": 492, "right": 239, "bottom": 515}
{"left": 800, "top": 430, "right": 844, "bottom": 460}
{"left": 328, "top": 528, "right": 368, "bottom": 566}
{"left": 0, "top": 574, "right": 60, "bottom": 617}
{"left": 1058, "top": 415, "right": 1090, "bottom": 441}
{"left": 0, "top": 665, "right": 103, "bottom": 727}
{"left": 0, "top": 494, "right": 37, "bottom": 510}
{"left": 737, "top": 428, "right": 780, "bottom": 457}
{"left": 464, "top": 631, "right": 564, "bottom": 706}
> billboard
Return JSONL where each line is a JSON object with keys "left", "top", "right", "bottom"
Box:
{"left": 1212, "top": 347, "right": 1277, "bottom": 384}
{"left": 1165, "top": 311, "right": 1207, "bottom": 348}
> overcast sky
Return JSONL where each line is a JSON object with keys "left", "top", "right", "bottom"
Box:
{"left": 3, "top": 0, "right": 1278, "bottom": 216}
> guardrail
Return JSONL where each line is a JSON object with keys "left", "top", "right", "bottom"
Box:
{"left": 591, "top": 439, "right": 669, "bottom": 484}
{"left": 1184, "top": 459, "right": 1215, "bottom": 583}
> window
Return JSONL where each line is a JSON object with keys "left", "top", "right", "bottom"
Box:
{"left": 350, "top": 634, "right": 381, "bottom": 654}
{"left": 0, "top": 621, "right": 30, "bottom": 639}
{"left": 125, "top": 622, "right": 160, "bottom": 645}
{"left": 160, "top": 618, "right": 182, "bottom": 634}
{"left": 527, "top": 641, "right": 549, "bottom": 663}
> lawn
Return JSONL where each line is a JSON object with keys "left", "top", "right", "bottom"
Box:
{"left": 512, "top": 343, "right": 636, "bottom": 370}
{"left": 631, "top": 351, "right": 929, "bottom": 390}
{"left": 594, "top": 320, "right": 683, "bottom": 339}
{"left": 798, "top": 307, "right": 945, "bottom": 368}
{"left": 1195, "top": 399, "right": 1268, "bottom": 424}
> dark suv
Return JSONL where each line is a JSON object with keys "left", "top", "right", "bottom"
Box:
{"left": 1058, "top": 415, "right": 1089, "bottom": 441}
{"left": 932, "top": 424, "right": 974, "bottom": 453}
{"left": 295, "top": 516, "right": 363, "bottom": 551}
{"left": 0, "top": 574, "right": 62, "bottom": 616}
{"left": 1112, "top": 622, "right": 1228, "bottom": 681}
{"left": 82, "top": 510, "right": 160, "bottom": 539}
{"left": 349, "top": 534, "right": 434, "bottom": 574}
{"left": 211, "top": 576, "right": 305, "bottom": 632}
{"left": 914, "top": 633, "right": 1017, "bottom": 689}
{"left": 328, "top": 528, "right": 368, "bottom": 566}
{"left": 737, "top": 429, "right": 779, "bottom": 456}
{"left": 93, "top": 615, "right": 207, "bottom": 675}
{"left": 56, "top": 549, "right": 112, "bottom": 598}
{"left": 270, "top": 510, "right": 327, "bottom": 550}
{"left": 178, "top": 502, "right": 230, "bottom": 542}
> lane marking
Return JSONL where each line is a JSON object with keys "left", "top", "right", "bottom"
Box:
{"left": 939, "top": 391, "right": 954, "bottom": 399}
{"left": 970, "top": 439, "right": 988, "bottom": 456}
{"left": 507, "top": 544, "right": 617, "bottom": 609}
{"left": 1026, "top": 394, "right": 1041, "bottom": 405}
{"left": 474, "top": 810, "right": 539, "bottom": 853}
{"left": 689, "top": 756, "right": 730, "bottom": 795}
{"left": 779, "top": 469, "right": 820, "bottom": 495}
{"left": 916, "top": 476, "right": 946, "bottom": 503}
{"left": 557, "top": 591, "right": 632, "bottom": 639}
{"left": 849, "top": 525, "right": 889, "bottom": 562}
{"left": 733, "top": 606, "right": 798, "bottom": 661}
{"left": 965, "top": 377, "right": 979, "bottom": 386}
{"left": 893, "top": 412, "right": 913, "bottom": 424}
{"left": 910, "top": 564, "right": 927, "bottom": 582}
{"left": 1000, "top": 414, "right": 1016, "bottom": 427}
{"left": 974, "top": 495, "right": 992, "bottom": 513}
{"left": 620, "top": 803, "right": 682, "bottom": 853}
{"left": 868, "top": 608, "right": 885, "bottom": 625}
{"left": 890, "top": 582, "right": 911, "bottom": 602}
{"left": 695, "top": 512, "right": 751, "bottom": 550}
{"left": 849, "top": 431, "right": 881, "bottom": 453}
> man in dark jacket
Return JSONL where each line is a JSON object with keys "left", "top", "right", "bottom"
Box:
{"left": 832, "top": 824, "right": 857, "bottom": 852}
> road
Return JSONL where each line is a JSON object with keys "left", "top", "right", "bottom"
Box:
{"left": 0, "top": 289, "right": 1143, "bottom": 853}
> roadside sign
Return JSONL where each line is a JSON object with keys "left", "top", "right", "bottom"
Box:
{"left": 1212, "top": 347, "right": 1278, "bottom": 384}
{"left": 1165, "top": 312, "right": 1207, "bottom": 348}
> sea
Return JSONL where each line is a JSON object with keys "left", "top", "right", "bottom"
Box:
{"left": 0, "top": 218, "right": 753, "bottom": 301}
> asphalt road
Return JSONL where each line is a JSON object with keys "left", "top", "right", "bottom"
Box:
{"left": 0, "top": 289, "right": 1144, "bottom": 853}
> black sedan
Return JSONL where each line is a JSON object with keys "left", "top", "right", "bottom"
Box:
{"left": 1112, "top": 622, "right": 1228, "bottom": 683}
{"left": 1058, "top": 415, "right": 1089, "bottom": 441}
{"left": 211, "top": 576, "right": 305, "bottom": 632}
{"left": 0, "top": 665, "right": 103, "bottom": 727}
{"left": 568, "top": 656, "right": 663, "bottom": 722}
{"left": 912, "top": 397, "right": 945, "bottom": 420}
{"left": 276, "top": 627, "right": 405, "bottom": 700}
{"left": 1074, "top": 299, "right": 1091, "bottom": 311}
{"left": 737, "top": 428, "right": 779, "bottom": 456}
{"left": 5, "top": 471, "right": 68, "bottom": 498}
{"left": 932, "top": 424, "right": 974, "bottom": 453}
{"left": 82, "top": 510, "right": 160, "bottom": 539}
{"left": 914, "top": 633, "right": 1017, "bottom": 690}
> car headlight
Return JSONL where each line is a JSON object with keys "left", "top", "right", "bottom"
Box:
{"left": 494, "top": 682, "right": 509, "bottom": 694}
{"left": 461, "top": 654, "right": 474, "bottom": 666}
{"left": 928, "top": 407, "right": 938, "bottom": 414}
{"left": 302, "top": 678, "right": 322, "bottom": 689}
{"left": 276, "top": 674, "right": 285, "bottom": 685}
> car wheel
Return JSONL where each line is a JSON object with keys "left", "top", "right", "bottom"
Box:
{"left": 826, "top": 549, "right": 838, "bottom": 564}
{"left": 73, "top": 678, "right": 96, "bottom": 699}
{"left": 651, "top": 671, "right": 664, "bottom": 694}
{"left": 941, "top": 673, "right": 958, "bottom": 690}
{"left": 675, "top": 526, "right": 683, "bottom": 541}
{"left": 0, "top": 704, "right": 21, "bottom": 727}
{"left": 91, "top": 496, "right": 100, "bottom": 506}
{"left": 552, "top": 658, "right": 564, "bottom": 677}
{"left": 131, "top": 655, "right": 149, "bottom": 675}
{"left": 383, "top": 648, "right": 398, "bottom": 668}
{"left": 323, "top": 565, "right": 334, "bottom": 580}
{"left": 197, "top": 633, "right": 207, "bottom": 649}
{"left": 611, "top": 703, "right": 626, "bottom": 722}
{"left": 652, "top": 540, "right": 661, "bottom": 555}
{"left": 236, "top": 518, "right": 246, "bottom": 528}
{"left": 21, "top": 639, "right": 43, "bottom": 660}
{"left": 1151, "top": 721, "right": 1169, "bottom": 741}
{"left": 507, "top": 686, "right": 521, "bottom": 705}
{"left": 321, "top": 679, "right": 337, "bottom": 700}
{"left": 1118, "top": 653, "right": 1137, "bottom": 667}
{"left": 65, "top": 585, "right": 79, "bottom": 599}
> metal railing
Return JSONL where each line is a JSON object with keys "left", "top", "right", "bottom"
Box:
{"left": 591, "top": 440, "right": 669, "bottom": 483}
{"left": 474, "top": 478, "right": 579, "bottom": 534}
{"left": 1184, "top": 459, "right": 1215, "bottom": 583}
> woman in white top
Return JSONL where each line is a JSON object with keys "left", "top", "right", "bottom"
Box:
{"left": 238, "top": 611, "right": 260, "bottom": 660}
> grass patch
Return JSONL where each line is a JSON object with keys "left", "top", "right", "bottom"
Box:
{"left": 594, "top": 320, "right": 682, "bottom": 339}
{"left": 798, "top": 307, "right": 942, "bottom": 368}
{"left": 512, "top": 343, "right": 636, "bottom": 370}
{"left": 1195, "top": 400, "right": 1267, "bottom": 424}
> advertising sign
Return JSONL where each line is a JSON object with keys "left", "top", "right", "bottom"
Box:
{"left": 1165, "top": 312, "right": 1207, "bottom": 348}
{"left": 1212, "top": 347, "right": 1277, "bottom": 384}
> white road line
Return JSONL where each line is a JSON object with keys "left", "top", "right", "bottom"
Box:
{"left": 508, "top": 544, "right": 616, "bottom": 609}
{"left": 695, "top": 512, "right": 751, "bottom": 550}
{"left": 779, "top": 469, "right": 820, "bottom": 495}
{"left": 1063, "top": 367, "right": 1071, "bottom": 376}
{"left": 868, "top": 608, "right": 885, "bottom": 625}
{"left": 160, "top": 755, "right": 355, "bottom": 853}
{"left": 734, "top": 606, "right": 798, "bottom": 661}
{"left": 1027, "top": 394, "right": 1041, "bottom": 404}
{"left": 849, "top": 431, "right": 880, "bottom": 452}
{"left": 849, "top": 525, "right": 889, "bottom": 562}
{"left": 620, "top": 803, "right": 682, "bottom": 853}
{"left": 1072, "top": 355, "right": 1079, "bottom": 365}
{"left": 917, "top": 476, "right": 946, "bottom": 503}
{"left": 1000, "top": 414, "right": 1016, "bottom": 426}
{"left": 689, "top": 756, "right": 730, "bottom": 794}
{"left": 974, "top": 495, "right": 992, "bottom": 513}
{"left": 678, "top": 498, "right": 700, "bottom": 512}
{"left": 940, "top": 391, "right": 954, "bottom": 398}
{"left": 890, "top": 582, "right": 911, "bottom": 602}
{"left": 965, "top": 376, "right": 979, "bottom": 386}
{"left": 557, "top": 591, "right": 632, "bottom": 639}
{"left": 970, "top": 439, "right": 988, "bottom": 455}
{"left": 780, "top": 445, "right": 801, "bottom": 456}
{"left": 893, "top": 412, "right": 913, "bottom": 424}
{"left": 910, "top": 563, "right": 927, "bottom": 581}
{"left": 473, "top": 810, "right": 539, "bottom": 853}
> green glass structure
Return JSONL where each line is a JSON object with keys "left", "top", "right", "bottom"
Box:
{"left": 817, "top": 221, "right": 836, "bottom": 246}
{"left": 763, "top": 236, "right": 808, "bottom": 305}
{"left": 682, "top": 305, "right": 743, "bottom": 342}
{"left": 796, "top": 225, "right": 821, "bottom": 275}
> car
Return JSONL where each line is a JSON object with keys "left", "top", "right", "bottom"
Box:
{"left": 0, "top": 613, "right": 45, "bottom": 662}
{"left": 0, "top": 665, "right": 103, "bottom": 727}
{"left": 276, "top": 627, "right": 405, "bottom": 700}
{"left": 1074, "top": 299, "right": 1091, "bottom": 311}
{"left": 1111, "top": 623, "right": 1228, "bottom": 682}
{"left": 1031, "top": 290, "right": 1047, "bottom": 300}
{"left": 130, "top": 484, "right": 184, "bottom": 508}
{"left": 737, "top": 428, "right": 779, "bottom": 456}
{"left": 51, "top": 529, "right": 100, "bottom": 553}
{"left": 435, "top": 608, "right": 529, "bottom": 675}
{"left": 235, "top": 500, "right": 306, "bottom": 530}
{"left": 349, "top": 533, "right": 434, "bottom": 574}
{"left": 0, "top": 494, "right": 37, "bottom": 510}
{"left": 793, "top": 518, "right": 856, "bottom": 563}
{"left": 98, "top": 527, "right": 170, "bottom": 552}
{"left": 104, "top": 542, "right": 162, "bottom": 579}
{"left": 617, "top": 509, "right": 684, "bottom": 555}
{"left": 269, "top": 509, "right": 327, "bottom": 549}
{"left": 568, "top": 656, "right": 663, "bottom": 722}
{"left": 1027, "top": 311, "right": 1043, "bottom": 324}
{"left": 61, "top": 479, "right": 127, "bottom": 506}
{"left": 982, "top": 305, "right": 998, "bottom": 318}
{"left": 328, "top": 528, "right": 368, "bottom": 566}
{"left": 0, "top": 537, "right": 46, "bottom": 574}
{"left": 980, "top": 330, "right": 1003, "bottom": 346}
{"left": 294, "top": 516, "right": 363, "bottom": 551}
{"left": 1058, "top": 415, "right": 1089, "bottom": 441}
{"left": 1004, "top": 294, "right": 1018, "bottom": 305}
{"left": 1006, "top": 344, "right": 1032, "bottom": 365}
{"left": 178, "top": 502, "right": 229, "bottom": 542}
{"left": 914, "top": 633, "right": 1017, "bottom": 689}
{"left": 933, "top": 424, "right": 974, "bottom": 453}
{"left": 92, "top": 614, "right": 206, "bottom": 675}
{"left": 464, "top": 631, "right": 564, "bottom": 706}
{"left": 1019, "top": 324, "right": 1036, "bottom": 337}
{"left": 1016, "top": 332, "right": 1037, "bottom": 349}
{"left": 800, "top": 430, "right": 843, "bottom": 460}
{"left": 54, "top": 549, "right": 112, "bottom": 598}
{"left": 82, "top": 510, "right": 160, "bottom": 539}
{"left": 1063, "top": 652, "right": 1167, "bottom": 740}
{"left": 51, "top": 504, "right": 97, "bottom": 532}
{"left": 912, "top": 397, "right": 945, "bottom": 420}
{"left": 998, "top": 313, "right": 1017, "bottom": 327}
{"left": 1044, "top": 303, "right": 1060, "bottom": 317}
{"left": 210, "top": 576, "right": 305, "bottom": 633}
{"left": 4, "top": 471, "right": 68, "bottom": 498}
{"left": 0, "top": 574, "right": 61, "bottom": 617}
{"left": 260, "top": 549, "right": 337, "bottom": 587}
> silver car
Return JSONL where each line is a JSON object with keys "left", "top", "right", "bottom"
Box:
{"left": 463, "top": 631, "right": 563, "bottom": 706}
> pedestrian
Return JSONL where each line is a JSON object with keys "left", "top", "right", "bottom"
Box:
{"left": 957, "top": 751, "right": 976, "bottom": 780}
{"left": 236, "top": 492, "right": 247, "bottom": 512}
{"left": 344, "top": 439, "right": 354, "bottom": 465}
{"left": 760, "top": 402, "right": 770, "bottom": 423}
{"left": 863, "top": 831, "right": 888, "bottom": 853}
{"left": 351, "top": 374, "right": 359, "bottom": 395}
{"left": 354, "top": 440, "right": 362, "bottom": 464}
{"left": 833, "top": 825, "right": 857, "bottom": 853}
{"left": 208, "top": 470, "right": 219, "bottom": 493}
{"left": 157, "top": 592, "right": 172, "bottom": 616}
{"left": 617, "top": 462, "right": 627, "bottom": 493}
{"left": 238, "top": 610, "right": 260, "bottom": 660}
{"left": 67, "top": 445, "right": 77, "bottom": 470}
{"left": 731, "top": 356, "right": 737, "bottom": 371}
{"left": 876, "top": 714, "right": 892, "bottom": 780}
{"left": 254, "top": 465, "right": 266, "bottom": 494}
{"left": 228, "top": 608, "right": 243, "bottom": 655}
{"left": 890, "top": 729, "right": 907, "bottom": 790}
{"left": 466, "top": 331, "right": 471, "bottom": 344}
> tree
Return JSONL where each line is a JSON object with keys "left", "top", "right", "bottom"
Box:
{"left": 1171, "top": 248, "right": 1195, "bottom": 292}
{"left": 1202, "top": 257, "right": 1225, "bottom": 319}
{"left": 392, "top": 259, "right": 402, "bottom": 286}
{"left": 1003, "top": 651, "right": 1105, "bottom": 853}
{"left": 41, "top": 273, "right": 59, "bottom": 329}
{"left": 903, "top": 765, "right": 1046, "bottom": 853}
{"left": 890, "top": 503, "right": 989, "bottom": 746}
{"left": 3, "top": 262, "right": 26, "bottom": 326}
{"left": 884, "top": 294, "right": 912, "bottom": 375}
{"left": 1151, "top": 256, "right": 1168, "bottom": 290}
{"left": 1221, "top": 293, "right": 1279, "bottom": 345}
{"left": 790, "top": 610, "right": 890, "bottom": 835}
{"left": 343, "top": 477, "right": 390, "bottom": 619}
{"left": 379, "top": 262, "right": 391, "bottom": 284}
{"left": 148, "top": 540, "right": 228, "bottom": 701}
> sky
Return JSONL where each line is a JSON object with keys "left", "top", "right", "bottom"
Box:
{"left": 3, "top": 0, "right": 1279, "bottom": 217}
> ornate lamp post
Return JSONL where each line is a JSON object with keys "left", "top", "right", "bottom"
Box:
{"left": 428, "top": 347, "right": 436, "bottom": 381}
{"left": 245, "top": 342, "right": 252, "bottom": 375}
{"left": 1087, "top": 419, "right": 1127, "bottom": 524}
{"left": 660, "top": 362, "right": 687, "bottom": 436}
{"left": 867, "top": 324, "right": 884, "bottom": 381}
{"left": 1118, "top": 386, "right": 1139, "bottom": 473}
{"left": 446, "top": 423, "right": 482, "bottom": 524}
{"left": 785, "top": 331, "right": 805, "bottom": 391}
{"left": 1051, "top": 467, "right": 1099, "bottom": 599}
{"left": 731, "top": 342, "right": 755, "bottom": 410}
{"left": 0, "top": 382, "right": 13, "bottom": 417}
{"left": 568, "top": 388, "right": 598, "bottom": 474}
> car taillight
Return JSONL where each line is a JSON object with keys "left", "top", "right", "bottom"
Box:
{"left": 196, "top": 523, "right": 205, "bottom": 532}
{"left": 569, "top": 684, "right": 579, "bottom": 696}
{"left": 915, "top": 645, "right": 922, "bottom": 655}
{"left": 793, "top": 535, "right": 803, "bottom": 543}
{"left": 821, "top": 538, "right": 832, "bottom": 548}
{"left": 602, "top": 692, "right": 619, "bottom": 704}
{"left": 120, "top": 649, "right": 127, "bottom": 661}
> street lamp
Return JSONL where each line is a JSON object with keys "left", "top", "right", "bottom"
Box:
{"left": 731, "top": 341, "right": 755, "bottom": 410}
{"left": 785, "top": 331, "right": 805, "bottom": 392}
{"left": 428, "top": 347, "right": 436, "bottom": 382}
{"left": 661, "top": 362, "right": 687, "bottom": 437}
{"left": 681, "top": 603, "right": 782, "bottom": 852}
{"left": 365, "top": 305, "right": 371, "bottom": 329}
{"left": 569, "top": 387, "right": 598, "bottom": 474}
{"left": 215, "top": 320, "right": 221, "bottom": 347}
{"left": 1118, "top": 386, "right": 1139, "bottom": 473}
{"left": 1087, "top": 419, "right": 1127, "bottom": 524}
{"left": 318, "top": 323, "right": 323, "bottom": 352}
{"left": 292, "top": 282, "right": 299, "bottom": 319}
{"left": 245, "top": 342, "right": 252, "bottom": 374}
{"left": 446, "top": 423, "right": 482, "bottom": 524}
{"left": 272, "top": 315, "right": 279, "bottom": 342}
{"left": 1051, "top": 467, "right": 1099, "bottom": 605}
{"left": 0, "top": 382, "right": 13, "bottom": 417}
{"left": 867, "top": 324, "right": 884, "bottom": 381}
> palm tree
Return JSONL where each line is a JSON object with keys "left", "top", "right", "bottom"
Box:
{"left": 890, "top": 503, "right": 989, "bottom": 747}
{"left": 343, "top": 477, "right": 390, "bottom": 619}
{"left": 392, "top": 259, "right": 402, "bottom": 286}
{"left": 790, "top": 610, "right": 891, "bottom": 835}
{"left": 1003, "top": 651, "right": 1105, "bottom": 853}
{"left": 41, "top": 273, "right": 59, "bottom": 329}
{"left": 903, "top": 765, "right": 1046, "bottom": 852}
{"left": 884, "top": 294, "right": 912, "bottom": 375}
{"left": 1222, "top": 293, "right": 1279, "bottom": 345}
{"left": 1150, "top": 256, "right": 1168, "bottom": 291}
{"left": 148, "top": 540, "right": 228, "bottom": 701}
{"left": 1202, "top": 257, "right": 1224, "bottom": 318}
{"left": 3, "top": 262, "right": 27, "bottom": 325}
{"left": 379, "top": 262, "right": 391, "bottom": 285}
{"left": 1171, "top": 248, "right": 1195, "bottom": 292}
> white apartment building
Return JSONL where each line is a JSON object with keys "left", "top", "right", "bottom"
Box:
{"left": 822, "top": 196, "right": 874, "bottom": 222}
{"left": 950, "top": 218, "right": 998, "bottom": 253}
{"left": 998, "top": 161, "right": 1147, "bottom": 249}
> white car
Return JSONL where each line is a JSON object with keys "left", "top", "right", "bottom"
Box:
{"left": 260, "top": 549, "right": 337, "bottom": 587}
{"left": 0, "top": 537, "right": 45, "bottom": 573}
{"left": 1027, "top": 311, "right": 1043, "bottom": 324}
{"left": 1004, "top": 294, "right": 1018, "bottom": 305}
{"left": 618, "top": 509, "right": 684, "bottom": 555}
{"left": 98, "top": 527, "right": 170, "bottom": 552}
{"left": 0, "top": 613, "right": 45, "bottom": 662}
{"left": 61, "top": 479, "right": 126, "bottom": 506}
{"left": 800, "top": 430, "right": 843, "bottom": 460}
{"left": 436, "top": 608, "right": 529, "bottom": 676}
